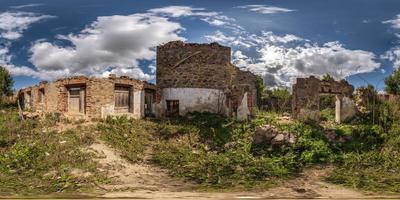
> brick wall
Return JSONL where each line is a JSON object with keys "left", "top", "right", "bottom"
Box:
{"left": 18, "top": 76, "right": 155, "bottom": 119}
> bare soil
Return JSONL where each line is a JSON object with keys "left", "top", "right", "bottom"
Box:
{"left": 86, "top": 140, "right": 193, "bottom": 192}
{"left": 86, "top": 139, "right": 389, "bottom": 199}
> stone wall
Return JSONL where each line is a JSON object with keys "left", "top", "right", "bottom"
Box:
{"left": 292, "top": 76, "right": 355, "bottom": 122}
{"left": 156, "top": 41, "right": 231, "bottom": 89}
{"left": 156, "top": 41, "right": 257, "bottom": 119}
{"left": 18, "top": 75, "right": 155, "bottom": 120}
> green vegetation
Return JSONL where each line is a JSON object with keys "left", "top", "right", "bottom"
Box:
{"left": 385, "top": 68, "right": 400, "bottom": 95}
{"left": 327, "top": 99, "right": 400, "bottom": 192}
{"left": 2, "top": 67, "right": 400, "bottom": 194}
{"left": 0, "top": 66, "right": 14, "bottom": 104}
{"left": 97, "top": 116, "right": 156, "bottom": 163}
{"left": 93, "top": 103, "right": 400, "bottom": 192}
{"left": 0, "top": 108, "right": 107, "bottom": 195}
{"left": 322, "top": 74, "right": 334, "bottom": 81}
{"left": 266, "top": 88, "right": 291, "bottom": 112}
{"left": 255, "top": 75, "right": 266, "bottom": 107}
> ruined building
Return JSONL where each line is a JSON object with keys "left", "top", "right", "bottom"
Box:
{"left": 292, "top": 76, "right": 356, "bottom": 123}
{"left": 155, "top": 41, "right": 257, "bottom": 120}
{"left": 18, "top": 76, "right": 156, "bottom": 119}
{"left": 18, "top": 41, "right": 258, "bottom": 120}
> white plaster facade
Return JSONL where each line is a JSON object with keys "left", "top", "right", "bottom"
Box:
{"left": 237, "top": 92, "right": 250, "bottom": 120}
{"left": 158, "top": 88, "right": 228, "bottom": 116}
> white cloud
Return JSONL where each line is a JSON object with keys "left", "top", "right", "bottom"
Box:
{"left": 149, "top": 6, "right": 242, "bottom": 31}
{"left": 204, "top": 31, "right": 235, "bottom": 43}
{"left": 10, "top": 3, "right": 43, "bottom": 9}
{"left": 28, "top": 13, "right": 185, "bottom": 80}
{"left": 0, "top": 11, "right": 54, "bottom": 80}
{"left": 381, "top": 47, "right": 400, "bottom": 69}
{"left": 236, "top": 5, "right": 295, "bottom": 14}
{"left": 383, "top": 14, "right": 400, "bottom": 29}
{"left": 229, "top": 33, "right": 380, "bottom": 87}
{"left": 382, "top": 14, "right": 400, "bottom": 68}
{"left": 0, "top": 12, "right": 54, "bottom": 40}
{"left": 148, "top": 6, "right": 217, "bottom": 17}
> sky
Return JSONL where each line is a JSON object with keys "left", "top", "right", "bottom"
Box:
{"left": 1, "top": 0, "right": 400, "bottom": 90}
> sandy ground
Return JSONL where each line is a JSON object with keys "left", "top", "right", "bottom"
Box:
{"left": 83, "top": 139, "right": 400, "bottom": 199}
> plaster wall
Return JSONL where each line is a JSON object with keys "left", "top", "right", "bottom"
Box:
{"left": 159, "top": 88, "right": 228, "bottom": 116}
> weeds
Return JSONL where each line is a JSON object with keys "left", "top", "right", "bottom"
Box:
{"left": 0, "top": 108, "right": 107, "bottom": 195}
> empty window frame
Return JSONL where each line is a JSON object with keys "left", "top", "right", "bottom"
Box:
{"left": 166, "top": 100, "right": 179, "bottom": 117}
{"left": 114, "top": 86, "right": 131, "bottom": 113}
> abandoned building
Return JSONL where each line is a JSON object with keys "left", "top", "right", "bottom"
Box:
{"left": 155, "top": 41, "right": 257, "bottom": 120}
{"left": 292, "top": 76, "right": 356, "bottom": 123}
{"left": 18, "top": 41, "right": 258, "bottom": 120}
{"left": 18, "top": 75, "right": 156, "bottom": 119}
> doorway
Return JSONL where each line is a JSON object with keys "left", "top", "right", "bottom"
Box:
{"left": 68, "top": 87, "right": 85, "bottom": 113}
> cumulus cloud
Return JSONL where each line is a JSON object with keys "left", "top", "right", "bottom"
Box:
{"left": 236, "top": 5, "right": 295, "bottom": 14}
{"left": 0, "top": 11, "right": 54, "bottom": 80}
{"left": 0, "top": 11, "right": 54, "bottom": 40}
{"left": 29, "top": 13, "right": 184, "bottom": 80}
{"left": 381, "top": 47, "right": 400, "bottom": 68}
{"left": 224, "top": 32, "right": 380, "bottom": 87}
{"left": 383, "top": 14, "right": 400, "bottom": 29}
{"left": 382, "top": 14, "right": 400, "bottom": 68}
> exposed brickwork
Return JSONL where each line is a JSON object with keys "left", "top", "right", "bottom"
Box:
{"left": 157, "top": 41, "right": 232, "bottom": 89}
{"left": 19, "top": 41, "right": 257, "bottom": 120}
{"left": 156, "top": 41, "right": 258, "bottom": 117}
{"left": 18, "top": 76, "right": 155, "bottom": 119}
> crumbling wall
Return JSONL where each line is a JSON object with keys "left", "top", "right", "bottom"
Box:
{"left": 156, "top": 41, "right": 257, "bottom": 119}
{"left": 157, "top": 41, "right": 231, "bottom": 89}
{"left": 18, "top": 75, "right": 155, "bottom": 120}
{"left": 292, "top": 76, "right": 355, "bottom": 122}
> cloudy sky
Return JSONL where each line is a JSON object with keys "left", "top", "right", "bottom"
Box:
{"left": 1, "top": 0, "right": 400, "bottom": 90}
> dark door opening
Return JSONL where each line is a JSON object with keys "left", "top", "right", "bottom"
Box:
{"left": 166, "top": 100, "right": 179, "bottom": 117}
{"left": 145, "top": 89, "right": 155, "bottom": 117}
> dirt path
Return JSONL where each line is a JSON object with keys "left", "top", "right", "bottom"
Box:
{"left": 86, "top": 139, "right": 375, "bottom": 199}
{"left": 54, "top": 122, "right": 396, "bottom": 199}
{"left": 87, "top": 140, "right": 192, "bottom": 193}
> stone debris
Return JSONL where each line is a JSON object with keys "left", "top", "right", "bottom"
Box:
{"left": 253, "top": 125, "right": 296, "bottom": 147}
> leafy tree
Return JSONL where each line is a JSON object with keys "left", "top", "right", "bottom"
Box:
{"left": 322, "top": 74, "right": 334, "bottom": 81}
{"left": 0, "top": 66, "right": 14, "bottom": 100}
{"left": 267, "top": 88, "right": 291, "bottom": 112}
{"left": 255, "top": 75, "right": 266, "bottom": 107}
{"left": 269, "top": 88, "right": 290, "bottom": 101}
{"left": 385, "top": 68, "right": 400, "bottom": 95}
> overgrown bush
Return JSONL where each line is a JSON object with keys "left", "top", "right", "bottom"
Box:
{"left": 152, "top": 112, "right": 337, "bottom": 188}
{"left": 0, "top": 108, "right": 106, "bottom": 195}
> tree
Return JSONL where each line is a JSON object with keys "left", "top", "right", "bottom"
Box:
{"left": 268, "top": 88, "right": 291, "bottom": 112}
{"left": 322, "top": 73, "right": 334, "bottom": 81}
{"left": 0, "top": 66, "right": 14, "bottom": 101}
{"left": 255, "top": 75, "right": 266, "bottom": 107}
{"left": 385, "top": 68, "right": 400, "bottom": 95}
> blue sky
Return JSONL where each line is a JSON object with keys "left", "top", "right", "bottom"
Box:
{"left": 1, "top": 0, "right": 400, "bottom": 90}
